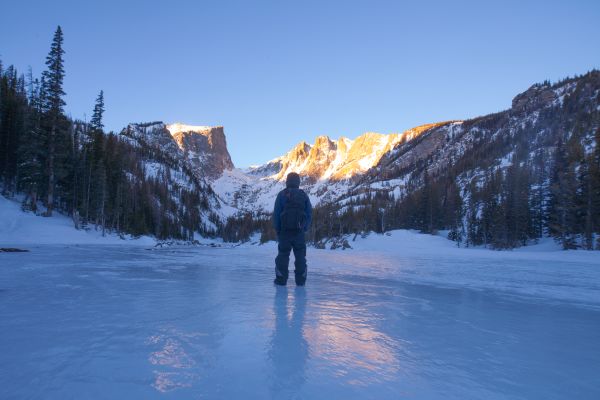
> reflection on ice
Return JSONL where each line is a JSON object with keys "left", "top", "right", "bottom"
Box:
{"left": 269, "top": 287, "right": 309, "bottom": 397}
{"left": 146, "top": 327, "right": 216, "bottom": 392}
{"left": 152, "top": 371, "right": 195, "bottom": 393}
{"left": 268, "top": 285, "right": 401, "bottom": 392}
{"left": 149, "top": 338, "right": 195, "bottom": 368}
{"left": 306, "top": 299, "right": 399, "bottom": 384}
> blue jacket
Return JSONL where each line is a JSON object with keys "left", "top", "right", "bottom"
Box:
{"left": 273, "top": 188, "right": 312, "bottom": 233}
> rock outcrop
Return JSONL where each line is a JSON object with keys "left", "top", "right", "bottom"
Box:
{"left": 167, "top": 124, "right": 234, "bottom": 178}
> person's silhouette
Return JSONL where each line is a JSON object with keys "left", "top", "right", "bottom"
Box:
{"left": 273, "top": 172, "right": 312, "bottom": 286}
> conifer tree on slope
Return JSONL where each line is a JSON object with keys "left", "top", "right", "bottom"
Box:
{"left": 90, "top": 90, "right": 104, "bottom": 131}
{"left": 18, "top": 70, "right": 44, "bottom": 211}
{"left": 41, "top": 26, "right": 66, "bottom": 216}
{"left": 0, "top": 65, "right": 28, "bottom": 195}
{"left": 594, "top": 128, "right": 600, "bottom": 248}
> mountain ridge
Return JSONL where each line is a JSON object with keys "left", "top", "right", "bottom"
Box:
{"left": 108, "top": 70, "right": 600, "bottom": 248}
{"left": 208, "top": 70, "right": 600, "bottom": 249}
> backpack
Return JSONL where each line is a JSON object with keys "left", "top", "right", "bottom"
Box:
{"left": 280, "top": 188, "right": 306, "bottom": 231}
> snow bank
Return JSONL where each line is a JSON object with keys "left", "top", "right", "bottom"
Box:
{"left": 0, "top": 195, "right": 154, "bottom": 246}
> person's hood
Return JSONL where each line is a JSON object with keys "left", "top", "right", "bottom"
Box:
{"left": 286, "top": 172, "right": 300, "bottom": 188}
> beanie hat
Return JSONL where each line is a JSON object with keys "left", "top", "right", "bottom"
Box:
{"left": 286, "top": 172, "right": 301, "bottom": 188}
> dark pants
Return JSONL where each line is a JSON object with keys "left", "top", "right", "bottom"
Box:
{"left": 275, "top": 230, "right": 307, "bottom": 285}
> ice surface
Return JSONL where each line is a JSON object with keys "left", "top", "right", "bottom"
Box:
{"left": 1, "top": 234, "right": 599, "bottom": 399}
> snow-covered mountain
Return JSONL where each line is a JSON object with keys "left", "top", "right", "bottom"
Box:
{"left": 118, "top": 119, "right": 445, "bottom": 216}
{"left": 115, "top": 70, "right": 599, "bottom": 248}
{"left": 122, "top": 122, "right": 234, "bottom": 180}
{"left": 212, "top": 123, "right": 448, "bottom": 213}
{"left": 118, "top": 122, "right": 234, "bottom": 233}
{"left": 247, "top": 126, "right": 437, "bottom": 182}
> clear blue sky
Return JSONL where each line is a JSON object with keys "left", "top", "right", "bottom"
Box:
{"left": 2, "top": 0, "right": 599, "bottom": 167}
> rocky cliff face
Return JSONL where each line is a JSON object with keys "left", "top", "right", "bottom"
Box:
{"left": 121, "top": 122, "right": 234, "bottom": 181}
{"left": 511, "top": 82, "right": 560, "bottom": 113}
{"left": 247, "top": 121, "right": 451, "bottom": 187}
{"left": 167, "top": 124, "right": 234, "bottom": 179}
{"left": 248, "top": 130, "right": 426, "bottom": 184}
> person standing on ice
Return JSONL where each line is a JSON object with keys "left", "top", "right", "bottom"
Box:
{"left": 273, "top": 172, "right": 312, "bottom": 286}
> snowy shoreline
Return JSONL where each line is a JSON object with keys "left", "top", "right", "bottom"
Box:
{"left": 2, "top": 193, "right": 596, "bottom": 254}
{"left": 3, "top": 192, "right": 600, "bottom": 310}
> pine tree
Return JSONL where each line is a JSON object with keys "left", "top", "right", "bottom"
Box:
{"left": 590, "top": 127, "right": 600, "bottom": 249}
{"left": 0, "top": 66, "right": 28, "bottom": 195}
{"left": 445, "top": 179, "right": 464, "bottom": 245}
{"left": 419, "top": 170, "right": 436, "bottom": 233}
{"left": 90, "top": 90, "right": 104, "bottom": 131}
{"left": 41, "top": 26, "right": 66, "bottom": 216}
{"left": 18, "top": 72, "right": 44, "bottom": 211}
{"left": 578, "top": 158, "right": 594, "bottom": 249}
{"left": 548, "top": 138, "right": 579, "bottom": 249}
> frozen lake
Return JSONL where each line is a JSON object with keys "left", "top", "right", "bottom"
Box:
{"left": 1, "top": 237, "right": 599, "bottom": 399}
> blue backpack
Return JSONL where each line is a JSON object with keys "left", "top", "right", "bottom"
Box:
{"left": 280, "top": 188, "right": 306, "bottom": 231}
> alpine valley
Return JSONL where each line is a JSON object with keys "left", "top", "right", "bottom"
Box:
{"left": 122, "top": 71, "right": 600, "bottom": 249}
{"left": 1, "top": 66, "right": 599, "bottom": 249}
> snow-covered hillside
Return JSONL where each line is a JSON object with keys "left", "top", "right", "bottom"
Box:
{"left": 0, "top": 195, "right": 155, "bottom": 245}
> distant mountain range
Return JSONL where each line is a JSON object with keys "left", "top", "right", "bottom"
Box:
{"left": 115, "top": 70, "right": 599, "bottom": 248}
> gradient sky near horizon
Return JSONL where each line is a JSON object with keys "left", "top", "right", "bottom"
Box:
{"left": 2, "top": 0, "right": 599, "bottom": 167}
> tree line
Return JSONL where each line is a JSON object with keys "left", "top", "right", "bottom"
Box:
{"left": 0, "top": 26, "right": 215, "bottom": 240}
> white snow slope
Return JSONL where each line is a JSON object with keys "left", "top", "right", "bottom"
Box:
{"left": 0, "top": 195, "right": 155, "bottom": 246}
{"left": 1, "top": 221, "right": 599, "bottom": 398}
